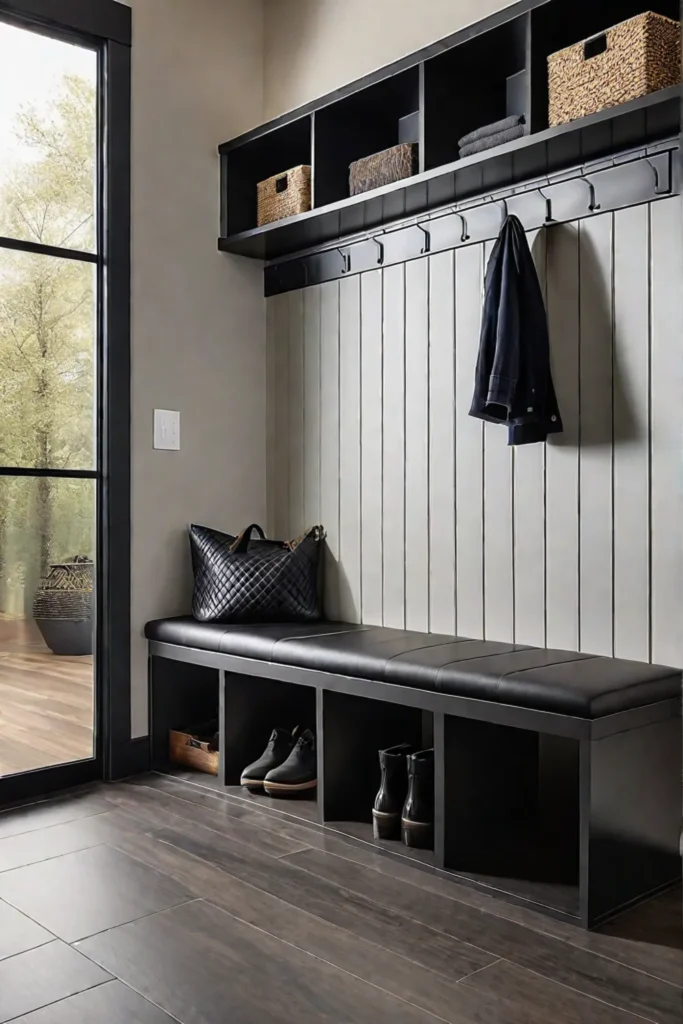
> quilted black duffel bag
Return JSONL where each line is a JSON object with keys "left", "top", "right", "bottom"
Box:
{"left": 189, "top": 523, "right": 324, "bottom": 624}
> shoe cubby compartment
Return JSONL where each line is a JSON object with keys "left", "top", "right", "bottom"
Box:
{"left": 220, "top": 114, "right": 312, "bottom": 236}
{"left": 149, "top": 656, "right": 220, "bottom": 775}
{"left": 313, "top": 66, "right": 421, "bottom": 209}
{"left": 320, "top": 689, "right": 435, "bottom": 865}
{"left": 423, "top": 18, "right": 529, "bottom": 174}
{"left": 220, "top": 671, "right": 317, "bottom": 809}
{"left": 442, "top": 716, "right": 580, "bottom": 918}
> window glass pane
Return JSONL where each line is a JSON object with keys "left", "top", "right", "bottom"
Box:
{"left": 0, "top": 475, "right": 95, "bottom": 777}
{"left": 0, "top": 250, "right": 95, "bottom": 470}
{"left": 0, "top": 21, "right": 97, "bottom": 252}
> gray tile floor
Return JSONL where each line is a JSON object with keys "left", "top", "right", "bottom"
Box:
{"left": 0, "top": 776, "right": 680, "bottom": 1023}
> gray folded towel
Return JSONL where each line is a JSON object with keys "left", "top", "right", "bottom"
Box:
{"left": 459, "top": 124, "right": 525, "bottom": 159}
{"left": 458, "top": 114, "right": 525, "bottom": 148}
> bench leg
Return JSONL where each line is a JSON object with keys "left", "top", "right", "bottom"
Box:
{"left": 581, "top": 716, "right": 682, "bottom": 928}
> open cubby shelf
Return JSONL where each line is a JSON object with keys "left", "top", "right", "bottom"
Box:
{"left": 218, "top": 0, "right": 681, "bottom": 258}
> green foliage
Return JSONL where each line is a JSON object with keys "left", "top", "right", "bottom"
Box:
{"left": 0, "top": 73, "right": 96, "bottom": 614}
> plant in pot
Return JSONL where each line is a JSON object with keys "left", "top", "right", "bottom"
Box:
{"left": 33, "top": 555, "right": 94, "bottom": 656}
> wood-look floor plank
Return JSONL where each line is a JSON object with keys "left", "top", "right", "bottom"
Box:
{"left": 102, "top": 782, "right": 310, "bottom": 858}
{"left": 10, "top": 980, "right": 178, "bottom": 1023}
{"left": 0, "top": 899, "right": 52, "bottom": 962}
{"left": 0, "top": 845, "right": 194, "bottom": 942}
{"left": 121, "top": 775, "right": 358, "bottom": 856}
{"left": 284, "top": 848, "right": 682, "bottom": 1024}
{"left": 116, "top": 821, "right": 495, "bottom": 984}
{"left": 0, "top": 791, "right": 109, "bottom": 841}
{"left": 293, "top": 827, "right": 683, "bottom": 989}
{"left": 0, "top": 940, "right": 110, "bottom": 1023}
{"left": 459, "top": 958, "right": 656, "bottom": 1024}
{"left": 114, "top": 828, "right": 494, "bottom": 1021}
{"left": 0, "top": 811, "right": 138, "bottom": 874}
{"left": 78, "top": 898, "right": 447, "bottom": 1024}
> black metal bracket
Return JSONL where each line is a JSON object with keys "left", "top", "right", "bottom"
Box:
{"left": 265, "top": 142, "right": 677, "bottom": 296}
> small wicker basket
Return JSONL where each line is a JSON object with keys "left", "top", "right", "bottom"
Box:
{"left": 548, "top": 12, "right": 681, "bottom": 128}
{"left": 257, "top": 165, "right": 311, "bottom": 227}
{"left": 349, "top": 143, "right": 418, "bottom": 197}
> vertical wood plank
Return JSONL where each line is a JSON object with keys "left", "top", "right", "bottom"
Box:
{"left": 265, "top": 296, "right": 276, "bottom": 537}
{"left": 382, "top": 264, "right": 406, "bottom": 628}
{"left": 320, "top": 281, "right": 341, "bottom": 620}
{"left": 545, "top": 222, "right": 580, "bottom": 651}
{"left": 454, "top": 244, "right": 484, "bottom": 639}
{"left": 483, "top": 238, "right": 514, "bottom": 644}
{"left": 613, "top": 205, "right": 650, "bottom": 662}
{"left": 338, "top": 275, "right": 362, "bottom": 622}
{"left": 303, "top": 286, "right": 321, "bottom": 529}
{"left": 271, "top": 292, "right": 290, "bottom": 539}
{"left": 579, "top": 213, "right": 614, "bottom": 656}
{"left": 513, "top": 228, "right": 546, "bottom": 647}
{"left": 288, "top": 290, "right": 305, "bottom": 538}
{"left": 650, "top": 197, "right": 683, "bottom": 668}
{"left": 405, "top": 258, "right": 430, "bottom": 633}
{"left": 428, "top": 251, "right": 456, "bottom": 635}
{"left": 360, "top": 270, "right": 384, "bottom": 626}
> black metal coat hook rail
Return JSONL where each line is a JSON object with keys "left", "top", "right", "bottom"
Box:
{"left": 264, "top": 140, "right": 677, "bottom": 297}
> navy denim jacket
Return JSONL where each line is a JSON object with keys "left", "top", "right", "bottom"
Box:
{"left": 469, "top": 214, "right": 562, "bottom": 445}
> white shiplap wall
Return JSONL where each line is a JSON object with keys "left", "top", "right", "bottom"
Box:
{"left": 266, "top": 198, "right": 683, "bottom": 668}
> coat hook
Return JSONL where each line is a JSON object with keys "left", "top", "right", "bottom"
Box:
{"left": 496, "top": 197, "right": 509, "bottom": 228}
{"left": 337, "top": 247, "right": 350, "bottom": 274}
{"left": 371, "top": 237, "right": 384, "bottom": 265}
{"left": 416, "top": 223, "right": 431, "bottom": 254}
{"left": 457, "top": 212, "right": 470, "bottom": 243}
{"left": 646, "top": 159, "right": 668, "bottom": 195}
{"left": 584, "top": 178, "right": 600, "bottom": 212}
{"left": 538, "top": 186, "right": 554, "bottom": 223}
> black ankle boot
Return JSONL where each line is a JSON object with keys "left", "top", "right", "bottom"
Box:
{"left": 372, "top": 743, "right": 415, "bottom": 840}
{"left": 402, "top": 749, "right": 434, "bottom": 849}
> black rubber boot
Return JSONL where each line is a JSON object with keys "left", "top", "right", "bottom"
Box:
{"left": 402, "top": 749, "right": 434, "bottom": 849}
{"left": 372, "top": 743, "right": 415, "bottom": 840}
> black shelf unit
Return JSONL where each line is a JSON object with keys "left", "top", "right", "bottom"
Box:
{"left": 218, "top": 0, "right": 680, "bottom": 259}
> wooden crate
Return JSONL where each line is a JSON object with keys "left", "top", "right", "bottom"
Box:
{"left": 169, "top": 726, "right": 219, "bottom": 776}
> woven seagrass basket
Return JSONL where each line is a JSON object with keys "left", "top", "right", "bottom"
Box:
{"left": 548, "top": 12, "right": 681, "bottom": 128}
{"left": 257, "top": 165, "right": 311, "bottom": 226}
{"left": 349, "top": 142, "right": 418, "bottom": 197}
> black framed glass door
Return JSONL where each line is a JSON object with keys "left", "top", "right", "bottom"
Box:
{"left": 0, "top": 9, "right": 110, "bottom": 795}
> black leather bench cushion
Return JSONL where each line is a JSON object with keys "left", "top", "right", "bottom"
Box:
{"left": 145, "top": 617, "right": 681, "bottom": 719}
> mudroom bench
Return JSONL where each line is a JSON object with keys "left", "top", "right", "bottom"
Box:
{"left": 145, "top": 617, "right": 682, "bottom": 928}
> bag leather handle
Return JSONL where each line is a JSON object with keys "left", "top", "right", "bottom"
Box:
{"left": 233, "top": 523, "right": 267, "bottom": 553}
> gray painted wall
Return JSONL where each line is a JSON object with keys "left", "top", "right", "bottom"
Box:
{"left": 267, "top": 198, "right": 683, "bottom": 668}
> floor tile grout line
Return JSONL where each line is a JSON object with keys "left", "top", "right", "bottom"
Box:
{"left": 2, "top": 979, "right": 112, "bottom": 1024}
{"left": 198, "top": 896, "right": 455, "bottom": 1024}
{"left": 0, "top": 805, "right": 110, "bottom": 843}
{"left": 0, "top": 839, "right": 111, "bottom": 878}
{"left": 71, "top": 897, "right": 203, "bottom": 948}
{"left": 493, "top": 959, "right": 663, "bottom": 1024}
{"left": 121, "top": 833, "right": 494, "bottom": 991}
{"left": 453, "top": 956, "right": 504, "bottom": 984}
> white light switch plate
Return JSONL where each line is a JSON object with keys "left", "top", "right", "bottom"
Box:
{"left": 154, "top": 409, "right": 180, "bottom": 450}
